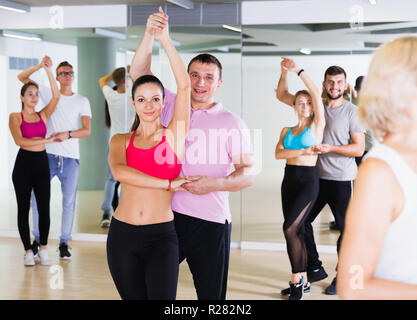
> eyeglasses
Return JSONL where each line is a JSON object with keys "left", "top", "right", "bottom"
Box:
{"left": 58, "top": 71, "right": 74, "bottom": 77}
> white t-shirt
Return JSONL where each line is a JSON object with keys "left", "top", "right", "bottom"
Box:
{"left": 39, "top": 85, "right": 92, "bottom": 159}
{"left": 102, "top": 85, "right": 135, "bottom": 141}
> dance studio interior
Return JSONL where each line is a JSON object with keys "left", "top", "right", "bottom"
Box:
{"left": 1, "top": 0, "right": 416, "bottom": 301}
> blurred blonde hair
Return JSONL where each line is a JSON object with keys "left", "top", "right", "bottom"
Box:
{"left": 358, "top": 36, "right": 417, "bottom": 139}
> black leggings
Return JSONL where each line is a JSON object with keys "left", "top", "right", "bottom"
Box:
{"left": 12, "top": 149, "right": 50, "bottom": 251}
{"left": 106, "top": 217, "right": 179, "bottom": 300}
{"left": 281, "top": 165, "right": 319, "bottom": 274}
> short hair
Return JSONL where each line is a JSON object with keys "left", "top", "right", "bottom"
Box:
{"left": 187, "top": 54, "right": 222, "bottom": 80}
{"left": 324, "top": 65, "right": 346, "bottom": 81}
{"left": 112, "top": 67, "right": 126, "bottom": 87}
{"left": 358, "top": 36, "right": 417, "bottom": 139}
{"left": 355, "top": 76, "right": 364, "bottom": 92}
{"left": 56, "top": 61, "right": 73, "bottom": 74}
{"left": 293, "top": 90, "right": 311, "bottom": 105}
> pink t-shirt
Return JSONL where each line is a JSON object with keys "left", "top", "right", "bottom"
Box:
{"left": 161, "top": 90, "right": 252, "bottom": 224}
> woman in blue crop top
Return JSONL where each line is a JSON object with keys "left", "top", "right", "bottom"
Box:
{"left": 274, "top": 57, "right": 326, "bottom": 300}
{"left": 106, "top": 8, "right": 190, "bottom": 300}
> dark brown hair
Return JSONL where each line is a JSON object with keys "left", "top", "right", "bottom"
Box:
{"left": 20, "top": 82, "right": 39, "bottom": 110}
{"left": 112, "top": 67, "right": 126, "bottom": 87}
{"left": 130, "top": 75, "right": 165, "bottom": 132}
{"left": 56, "top": 61, "right": 73, "bottom": 74}
{"left": 324, "top": 65, "right": 346, "bottom": 81}
{"left": 187, "top": 54, "right": 223, "bottom": 80}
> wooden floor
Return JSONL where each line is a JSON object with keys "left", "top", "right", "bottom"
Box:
{"left": 0, "top": 237, "right": 339, "bottom": 300}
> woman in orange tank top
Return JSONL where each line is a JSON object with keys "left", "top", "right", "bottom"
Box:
{"left": 106, "top": 8, "right": 190, "bottom": 300}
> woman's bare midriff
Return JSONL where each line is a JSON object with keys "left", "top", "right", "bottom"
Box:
{"left": 286, "top": 154, "right": 318, "bottom": 166}
{"left": 113, "top": 183, "right": 174, "bottom": 226}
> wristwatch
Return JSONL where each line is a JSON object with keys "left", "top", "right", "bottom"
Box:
{"left": 68, "top": 130, "right": 73, "bottom": 139}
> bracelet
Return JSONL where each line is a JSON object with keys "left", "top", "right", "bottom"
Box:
{"left": 166, "top": 179, "right": 172, "bottom": 191}
{"left": 297, "top": 69, "right": 304, "bottom": 76}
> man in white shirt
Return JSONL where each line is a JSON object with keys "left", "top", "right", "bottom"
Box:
{"left": 18, "top": 60, "right": 92, "bottom": 259}
{"left": 98, "top": 67, "right": 134, "bottom": 227}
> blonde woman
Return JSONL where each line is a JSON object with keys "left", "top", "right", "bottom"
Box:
{"left": 338, "top": 36, "right": 417, "bottom": 299}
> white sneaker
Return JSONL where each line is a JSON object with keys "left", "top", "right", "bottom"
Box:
{"left": 24, "top": 251, "right": 35, "bottom": 266}
{"left": 38, "top": 247, "right": 51, "bottom": 265}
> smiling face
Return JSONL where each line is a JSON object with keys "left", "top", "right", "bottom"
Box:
{"left": 188, "top": 61, "right": 222, "bottom": 107}
{"left": 294, "top": 93, "right": 313, "bottom": 119}
{"left": 131, "top": 82, "right": 164, "bottom": 123}
{"left": 21, "top": 85, "right": 39, "bottom": 109}
{"left": 323, "top": 73, "right": 348, "bottom": 100}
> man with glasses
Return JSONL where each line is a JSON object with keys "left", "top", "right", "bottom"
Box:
{"left": 18, "top": 60, "right": 91, "bottom": 259}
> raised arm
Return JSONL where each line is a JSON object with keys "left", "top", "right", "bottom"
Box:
{"left": 129, "top": 8, "right": 168, "bottom": 81}
{"left": 283, "top": 57, "right": 325, "bottom": 130}
{"left": 39, "top": 56, "right": 60, "bottom": 121}
{"left": 276, "top": 60, "right": 296, "bottom": 107}
{"left": 99, "top": 72, "right": 113, "bottom": 89}
{"left": 17, "top": 56, "right": 49, "bottom": 85}
{"left": 155, "top": 8, "right": 190, "bottom": 160}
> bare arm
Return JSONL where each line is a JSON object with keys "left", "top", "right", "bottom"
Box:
{"left": 17, "top": 62, "right": 42, "bottom": 85}
{"left": 276, "top": 62, "right": 296, "bottom": 107}
{"left": 129, "top": 8, "right": 168, "bottom": 81}
{"left": 52, "top": 115, "right": 91, "bottom": 142}
{"left": 338, "top": 158, "right": 417, "bottom": 299}
{"left": 39, "top": 57, "right": 60, "bottom": 121}
{"left": 98, "top": 73, "right": 113, "bottom": 89}
{"left": 109, "top": 134, "right": 187, "bottom": 190}
{"left": 9, "top": 113, "right": 55, "bottom": 147}
{"left": 156, "top": 12, "right": 190, "bottom": 160}
{"left": 182, "top": 153, "right": 255, "bottom": 194}
{"left": 318, "top": 132, "right": 365, "bottom": 157}
{"left": 275, "top": 127, "right": 316, "bottom": 159}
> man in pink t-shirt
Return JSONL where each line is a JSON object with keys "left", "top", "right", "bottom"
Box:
{"left": 129, "top": 11, "right": 254, "bottom": 300}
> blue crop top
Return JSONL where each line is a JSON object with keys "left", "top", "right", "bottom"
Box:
{"left": 283, "top": 126, "right": 318, "bottom": 150}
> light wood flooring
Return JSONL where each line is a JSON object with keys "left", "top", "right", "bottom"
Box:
{"left": 0, "top": 237, "right": 339, "bottom": 300}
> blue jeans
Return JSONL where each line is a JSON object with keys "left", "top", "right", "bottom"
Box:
{"left": 32, "top": 154, "right": 79, "bottom": 244}
{"left": 101, "top": 158, "right": 118, "bottom": 215}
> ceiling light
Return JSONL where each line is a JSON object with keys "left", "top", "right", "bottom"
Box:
{"left": 166, "top": 0, "right": 194, "bottom": 10}
{"left": 153, "top": 39, "right": 181, "bottom": 47}
{"left": 368, "top": 0, "right": 377, "bottom": 5}
{"left": 1, "top": 30, "right": 42, "bottom": 41}
{"left": 0, "top": 0, "right": 30, "bottom": 13}
{"left": 216, "top": 46, "right": 229, "bottom": 52}
{"left": 299, "top": 48, "right": 311, "bottom": 55}
{"left": 126, "top": 50, "right": 136, "bottom": 55}
{"left": 222, "top": 25, "right": 242, "bottom": 33}
{"left": 93, "top": 28, "right": 127, "bottom": 40}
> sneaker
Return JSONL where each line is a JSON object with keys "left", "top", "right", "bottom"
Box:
{"left": 32, "top": 240, "right": 40, "bottom": 258}
{"left": 38, "top": 247, "right": 51, "bottom": 266}
{"left": 58, "top": 243, "right": 72, "bottom": 260}
{"left": 325, "top": 277, "right": 337, "bottom": 295}
{"left": 289, "top": 275, "right": 304, "bottom": 300}
{"left": 24, "top": 251, "right": 35, "bottom": 266}
{"left": 281, "top": 281, "right": 310, "bottom": 296}
{"left": 307, "top": 266, "right": 328, "bottom": 283}
{"left": 100, "top": 213, "right": 111, "bottom": 228}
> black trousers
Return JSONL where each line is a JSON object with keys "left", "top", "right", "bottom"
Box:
{"left": 12, "top": 149, "right": 50, "bottom": 251}
{"left": 281, "top": 165, "right": 319, "bottom": 274}
{"left": 106, "top": 217, "right": 179, "bottom": 300}
{"left": 173, "top": 211, "right": 232, "bottom": 300}
{"left": 304, "top": 179, "right": 353, "bottom": 271}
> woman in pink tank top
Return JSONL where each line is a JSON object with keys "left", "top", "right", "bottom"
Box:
{"left": 9, "top": 56, "right": 60, "bottom": 267}
{"left": 106, "top": 8, "right": 191, "bottom": 300}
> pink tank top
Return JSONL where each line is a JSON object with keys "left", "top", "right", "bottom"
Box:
{"left": 20, "top": 112, "right": 47, "bottom": 139}
{"left": 126, "top": 130, "right": 182, "bottom": 180}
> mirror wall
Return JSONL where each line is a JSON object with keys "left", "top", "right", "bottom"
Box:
{"left": 0, "top": 5, "right": 243, "bottom": 242}
{"left": 240, "top": 20, "right": 417, "bottom": 245}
